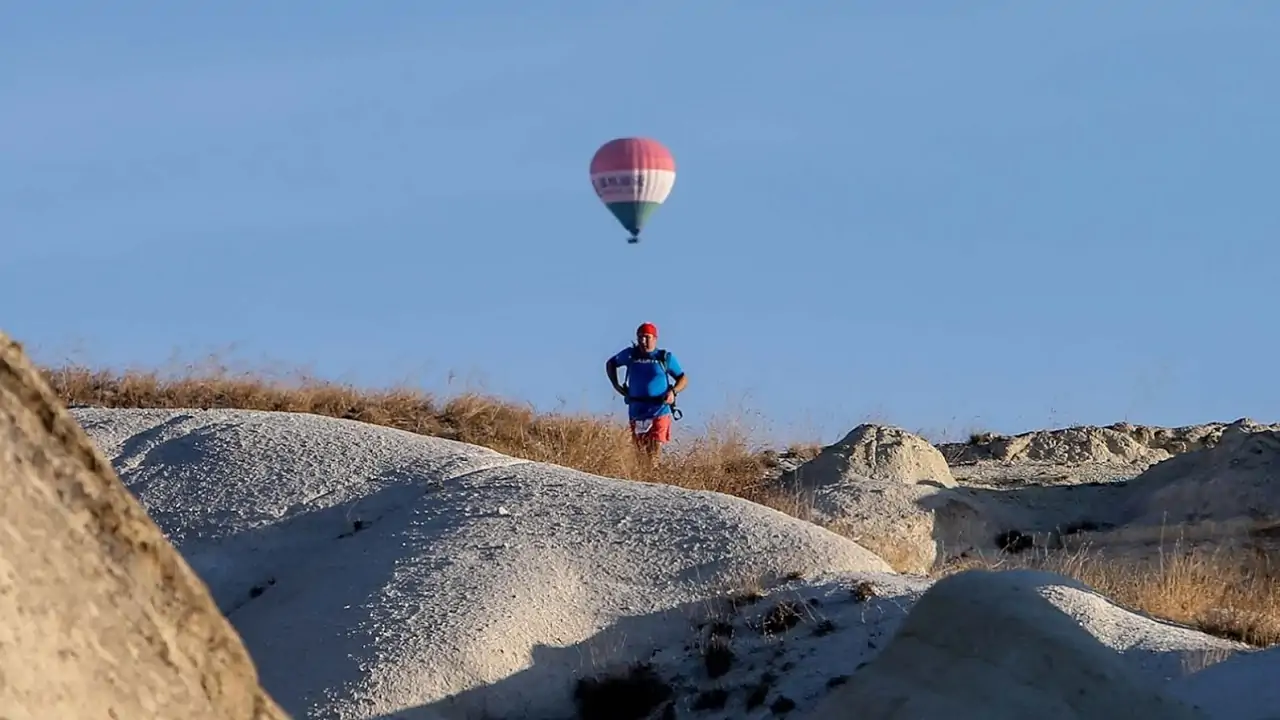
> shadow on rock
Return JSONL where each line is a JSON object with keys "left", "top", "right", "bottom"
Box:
{"left": 381, "top": 574, "right": 923, "bottom": 720}
{"left": 158, "top": 478, "right": 446, "bottom": 718}
{"left": 387, "top": 596, "right": 739, "bottom": 720}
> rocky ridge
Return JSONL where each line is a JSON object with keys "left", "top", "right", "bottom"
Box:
{"left": 936, "top": 418, "right": 1280, "bottom": 467}
{"left": 775, "top": 418, "right": 1280, "bottom": 573}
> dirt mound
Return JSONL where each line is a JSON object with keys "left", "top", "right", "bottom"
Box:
{"left": 774, "top": 425, "right": 966, "bottom": 574}
{"left": 0, "top": 332, "right": 287, "bottom": 719}
{"left": 938, "top": 419, "right": 1277, "bottom": 466}
{"left": 781, "top": 424, "right": 956, "bottom": 490}
{"left": 806, "top": 568, "right": 1209, "bottom": 719}
{"left": 1118, "top": 422, "right": 1280, "bottom": 527}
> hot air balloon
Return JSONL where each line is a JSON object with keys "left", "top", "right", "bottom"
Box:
{"left": 589, "top": 137, "right": 676, "bottom": 244}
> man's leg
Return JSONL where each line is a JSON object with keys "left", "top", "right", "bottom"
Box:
{"left": 628, "top": 416, "right": 666, "bottom": 469}
{"left": 641, "top": 436, "right": 660, "bottom": 467}
{"left": 629, "top": 419, "right": 653, "bottom": 467}
{"left": 645, "top": 414, "right": 672, "bottom": 465}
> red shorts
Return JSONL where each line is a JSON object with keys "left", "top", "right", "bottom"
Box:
{"left": 629, "top": 414, "right": 672, "bottom": 444}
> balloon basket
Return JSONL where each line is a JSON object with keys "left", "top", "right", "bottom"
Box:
{"left": 626, "top": 236, "right": 639, "bottom": 244}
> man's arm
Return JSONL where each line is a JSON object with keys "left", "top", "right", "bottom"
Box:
{"left": 664, "top": 352, "right": 688, "bottom": 399}
{"left": 605, "top": 351, "right": 629, "bottom": 396}
{"left": 670, "top": 372, "right": 689, "bottom": 395}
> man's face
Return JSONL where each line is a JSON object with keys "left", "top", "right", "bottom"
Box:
{"left": 637, "top": 332, "right": 656, "bottom": 351}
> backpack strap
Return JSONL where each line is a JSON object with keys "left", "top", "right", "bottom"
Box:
{"left": 637, "top": 348, "right": 669, "bottom": 381}
{"left": 655, "top": 349, "right": 682, "bottom": 421}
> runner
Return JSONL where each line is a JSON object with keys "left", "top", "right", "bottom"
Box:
{"left": 605, "top": 322, "right": 688, "bottom": 465}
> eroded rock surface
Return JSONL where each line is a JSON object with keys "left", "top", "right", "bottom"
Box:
{"left": 0, "top": 331, "right": 288, "bottom": 720}
{"left": 777, "top": 425, "right": 975, "bottom": 573}
{"left": 1119, "top": 422, "right": 1280, "bottom": 526}
{"left": 938, "top": 419, "right": 1279, "bottom": 466}
{"left": 781, "top": 424, "right": 956, "bottom": 490}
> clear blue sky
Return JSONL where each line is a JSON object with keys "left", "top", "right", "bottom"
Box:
{"left": 4, "top": 2, "right": 1278, "bottom": 445}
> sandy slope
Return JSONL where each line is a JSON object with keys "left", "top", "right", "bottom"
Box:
{"left": 72, "top": 407, "right": 892, "bottom": 719}
{"left": 808, "top": 569, "right": 1211, "bottom": 719}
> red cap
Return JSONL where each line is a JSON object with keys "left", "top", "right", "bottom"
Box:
{"left": 637, "top": 322, "right": 658, "bottom": 337}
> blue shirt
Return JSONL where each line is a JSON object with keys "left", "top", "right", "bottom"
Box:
{"left": 611, "top": 346, "right": 684, "bottom": 420}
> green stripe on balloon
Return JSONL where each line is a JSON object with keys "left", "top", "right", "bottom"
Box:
{"left": 606, "top": 201, "right": 663, "bottom": 236}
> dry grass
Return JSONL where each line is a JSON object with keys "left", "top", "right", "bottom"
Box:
{"left": 41, "top": 360, "right": 797, "bottom": 511}
{"left": 39, "top": 360, "right": 1280, "bottom": 648}
{"left": 940, "top": 540, "right": 1280, "bottom": 647}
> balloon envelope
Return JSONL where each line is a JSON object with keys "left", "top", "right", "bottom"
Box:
{"left": 589, "top": 137, "right": 676, "bottom": 237}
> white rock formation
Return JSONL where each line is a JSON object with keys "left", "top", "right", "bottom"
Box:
{"left": 1119, "top": 421, "right": 1280, "bottom": 527}
{"left": 72, "top": 406, "right": 893, "bottom": 719}
{"left": 779, "top": 425, "right": 992, "bottom": 573}
{"left": 784, "top": 423, "right": 957, "bottom": 489}
{"left": 938, "top": 419, "right": 1279, "bottom": 466}
{"left": 804, "top": 569, "right": 1213, "bottom": 720}
{"left": 59, "top": 403, "right": 1270, "bottom": 719}
{"left": 1170, "top": 644, "right": 1280, "bottom": 720}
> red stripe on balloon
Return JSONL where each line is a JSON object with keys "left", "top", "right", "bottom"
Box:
{"left": 590, "top": 137, "right": 676, "bottom": 174}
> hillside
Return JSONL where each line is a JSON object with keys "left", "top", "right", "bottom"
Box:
{"left": 0, "top": 352, "right": 1275, "bottom": 717}
{"left": 40, "top": 361, "right": 1280, "bottom": 650}
{"left": 43, "top": 362, "right": 812, "bottom": 511}
{"left": 48, "top": 402, "right": 1264, "bottom": 718}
